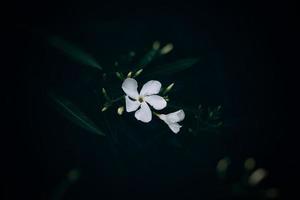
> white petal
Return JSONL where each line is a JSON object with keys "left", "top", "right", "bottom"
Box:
{"left": 134, "top": 102, "right": 152, "bottom": 123}
{"left": 140, "top": 80, "right": 162, "bottom": 96}
{"left": 144, "top": 95, "right": 167, "bottom": 110}
{"left": 166, "top": 109, "right": 185, "bottom": 123}
{"left": 125, "top": 96, "right": 140, "bottom": 112}
{"left": 158, "top": 114, "right": 167, "bottom": 121}
{"left": 122, "top": 78, "right": 139, "bottom": 99}
{"left": 168, "top": 123, "right": 182, "bottom": 134}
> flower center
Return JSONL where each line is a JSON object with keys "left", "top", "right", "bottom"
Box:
{"left": 138, "top": 96, "right": 144, "bottom": 103}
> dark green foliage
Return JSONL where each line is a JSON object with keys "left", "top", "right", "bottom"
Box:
{"left": 48, "top": 36, "right": 102, "bottom": 70}
{"left": 50, "top": 94, "right": 105, "bottom": 136}
{"left": 144, "top": 58, "right": 199, "bottom": 77}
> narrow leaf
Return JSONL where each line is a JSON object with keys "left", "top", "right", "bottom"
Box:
{"left": 145, "top": 58, "right": 199, "bottom": 77}
{"left": 48, "top": 36, "right": 102, "bottom": 70}
{"left": 138, "top": 48, "right": 159, "bottom": 68}
{"left": 50, "top": 94, "right": 105, "bottom": 136}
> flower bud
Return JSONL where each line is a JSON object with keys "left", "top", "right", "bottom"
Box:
{"left": 209, "top": 111, "right": 213, "bottom": 118}
{"left": 164, "top": 96, "right": 169, "bottom": 102}
{"left": 127, "top": 71, "right": 133, "bottom": 78}
{"left": 248, "top": 168, "right": 268, "bottom": 186}
{"left": 244, "top": 158, "right": 256, "bottom": 171}
{"left": 101, "top": 88, "right": 110, "bottom": 101}
{"left": 152, "top": 41, "right": 160, "bottom": 50}
{"left": 101, "top": 106, "right": 108, "bottom": 112}
{"left": 133, "top": 69, "right": 143, "bottom": 77}
{"left": 129, "top": 51, "right": 135, "bottom": 57}
{"left": 117, "top": 106, "right": 124, "bottom": 115}
{"left": 160, "top": 43, "right": 174, "bottom": 55}
{"left": 216, "top": 157, "right": 230, "bottom": 173}
{"left": 163, "top": 83, "right": 174, "bottom": 94}
{"left": 102, "top": 73, "right": 107, "bottom": 81}
{"left": 102, "top": 88, "right": 107, "bottom": 96}
{"left": 116, "top": 72, "right": 124, "bottom": 80}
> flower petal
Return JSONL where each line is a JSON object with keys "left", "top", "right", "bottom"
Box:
{"left": 140, "top": 80, "right": 162, "bottom": 96}
{"left": 144, "top": 95, "right": 167, "bottom": 110}
{"left": 125, "top": 96, "right": 140, "bottom": 112}
{"left": 168, "top": 123, "right": 182, "bottom": 134}
{"left": 166, "top": 109, "right": 185, "bottom": 123}
{"left": 122, "top": 78, "right": 139, "bottom": 99}
{"left": 158, "top": 114, "right": 167, "bottom": 121}
{"left": 134, "top": 102, "right": 152, "bottom": 123}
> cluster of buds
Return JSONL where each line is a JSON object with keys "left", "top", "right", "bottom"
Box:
{"left": 115, "top": 68, "right": 144, "bottom": 81}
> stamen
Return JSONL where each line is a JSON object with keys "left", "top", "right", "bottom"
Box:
{"left": 138, "top": 96, "right": 144, "bottom": 103}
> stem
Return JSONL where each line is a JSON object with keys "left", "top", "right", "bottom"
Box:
{"left": 152, "top": 111, "right": 160, "bottom": 117}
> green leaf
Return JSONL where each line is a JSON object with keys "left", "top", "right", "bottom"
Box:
{"left": 50, "top": 94, "right": 105, "bottom": 136}
{"left": 145, "top": 58, "right": 199, "bottom": 77}
{"left": 51, "top": 169, "right": 80, "bottom": 200}
{"left": 138, "top": 49, "right": 159, "bottom": 68}
{"left": 48, "top": 36, "right": 102, "bottom": 70}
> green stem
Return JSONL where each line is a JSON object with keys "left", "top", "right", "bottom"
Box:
{"left": 152, "top": 111, "right": 160, "bottom": 117}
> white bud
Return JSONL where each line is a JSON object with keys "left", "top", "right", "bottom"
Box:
{"left": 248, "top": 168, "right": 268, "bottom": 186}
{"left": 101, "top": 106, "right": 108, "bottom": 112}
{"left": 134, "top": 69, "right": 143, "bottom": 77}
{"left": 165, "top": 83, "right": 174, "bottom": 92}
{"left": 160, "top": 43, "right": 173, "bottom": 55}
{"left": 127, "top": 71, "right": 133, "bottom": 78}
{"left": 117, "top": 106, "right": 124, "bottom": 115}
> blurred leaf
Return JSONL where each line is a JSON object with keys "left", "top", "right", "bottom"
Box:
{"left": 50, "top": 94, "right": 105, "bottom": 136}
{"left": 48, "top": 36, "right": 102, "bottom": 70}
{"left": 51, "top": 169, "right": 80, "bottom": 200}
{"left": 160, "top": 43, "right": 174, "bottom": 55}
{"left": 145, "top": 58, "right": 199, "bottom": 77}
{"left": 217, "top": 157, "right": 231, "bottom": 179}
{"left": 138, "top": 48, "right": 159, "bottom": 68}
{"left": 248, "top": 168, "right": 268, "bottom": 186}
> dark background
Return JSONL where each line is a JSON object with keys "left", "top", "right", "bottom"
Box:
{"left": 5, "top": 1, "right": 294, "bottom": 199}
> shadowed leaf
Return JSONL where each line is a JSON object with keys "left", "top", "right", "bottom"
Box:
{"left": 49, "top": 36, "right": 102, "bottom": 70}
{"left": 50, "top": 94, "right": 105, "bottom": 136}
{"left": 145, "top": 58, "right": 199, "bottom": 77}
{"left": 138, "top": 48, "right": 159, "bottom": 68}
{"left": 51, "top": 169, "right": 80, "bottom": 200}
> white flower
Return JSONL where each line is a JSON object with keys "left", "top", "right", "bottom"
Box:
{"left": 158, "top": 109, "right": 185, "bottom": 133}
{"left": 122, "top": 78, "right": 167, "bottom": 123}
